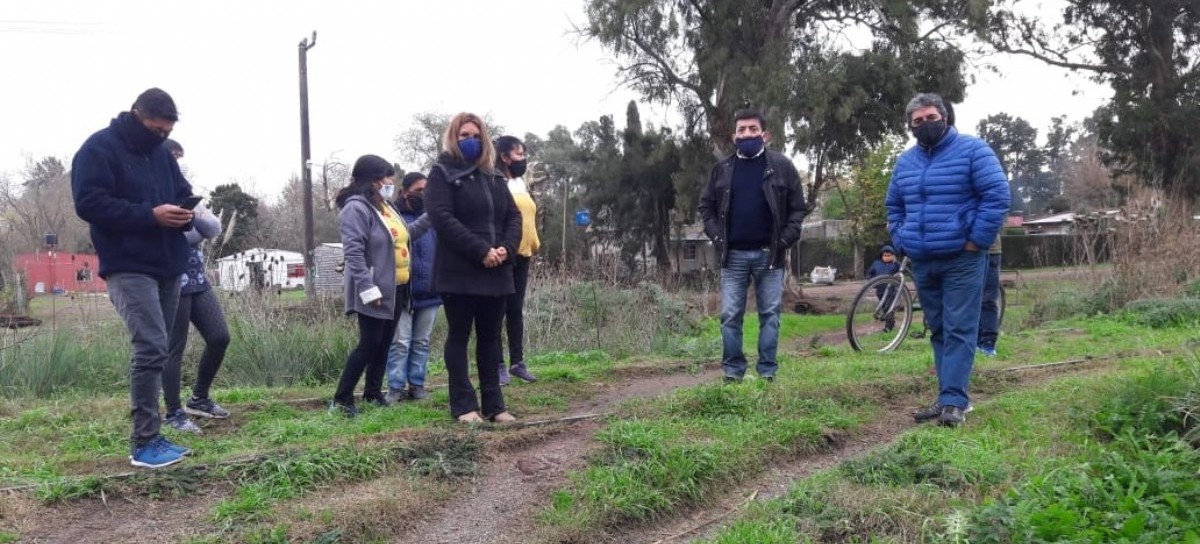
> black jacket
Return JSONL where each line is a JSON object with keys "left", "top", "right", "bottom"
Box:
{"left": 426, "top": 154, "right": 522, "bottom": 297}
{"left": 697, "top": 149, "right": 807, "bottom": 268}
{"left": 71, "top": 112, "right": 193, "bottom": 280}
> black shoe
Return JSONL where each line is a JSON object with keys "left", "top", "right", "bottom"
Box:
{"left": 723, "top": 376, "right": 743, "bottom": 385}
{"left": 408, "top": 386, "right": 428, "bottom": 401}
{"left": 938, "top": 405, "right": 966, "bottom": 427}
{"left": 761, "top": 375, "right": 775, "bottom": 383}
{"left": 384, "top": 389, "right": 408, "bottom": 405}
{"left": 328, "top": 400, "right": 359, "bottom": 418}
{"left": 363, "top": 395, "right": 390, "bottom": 408}
{"left": 912, "top": 402, "right": 944, "bottom": 423}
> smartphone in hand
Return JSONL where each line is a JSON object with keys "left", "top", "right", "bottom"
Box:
{"left": 181, "top": 195, "right": 203, "bottom": 210}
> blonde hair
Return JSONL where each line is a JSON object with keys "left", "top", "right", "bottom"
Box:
{"left": 441, "top": 112, "right": 496, "bottom": 169}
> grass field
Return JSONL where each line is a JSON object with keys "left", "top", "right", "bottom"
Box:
{"left": 0, "top": 272, "right": 1197, "bottom": 543}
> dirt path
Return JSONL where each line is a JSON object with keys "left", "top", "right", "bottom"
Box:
{"left": 393, "top": 366, "right": 723, "bottom": 544}
{"left": 589, "top": 359, "right": 1116, "bottom": 544}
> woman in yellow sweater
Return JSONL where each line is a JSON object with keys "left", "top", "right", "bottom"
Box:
{"left": 331, "top": 154, "right": 428, "bottom": 417}
{"left": 495, "top": 136, "right": 539, "bottom": 384}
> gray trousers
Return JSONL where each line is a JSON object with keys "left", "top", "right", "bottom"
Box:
{"left": 106, "top": 273, "right": 181, "bottom": 450}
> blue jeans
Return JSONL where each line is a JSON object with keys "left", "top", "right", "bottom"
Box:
{"left": 720, "top": 249, "right": 784, "bottom": 378}
{"left": 978, "top": 254, "right": 1002, "bottom": 349}
{"left": 911, "top": 250, "right": 988, "bottom": 408}
{"left": 386, "top": 305, "right": 438, "bottom": 390}
{"left": 106, "top": 273, "right": 181, "bottom": 451}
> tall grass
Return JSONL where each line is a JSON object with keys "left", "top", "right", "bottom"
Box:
{"left": 0, "top": 325, "right": 129, "bottom": 398}
{"left": 0, "top": 292, "right": 358, "bottom": 399}
{"left": 523, "top": 272, "right": 706, "bottom": 359}
{"left": 0, "top": 275, "right": 711, "bottom": 398}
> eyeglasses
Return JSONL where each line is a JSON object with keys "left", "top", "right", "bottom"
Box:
{"left": 910, "top": 114, "right": 942, "bottom": 127}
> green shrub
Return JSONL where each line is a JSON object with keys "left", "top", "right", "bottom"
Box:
{"left": 970, "top": 365, "right": 1200, "bottom": 543}
{"left": 1121, "top": 298, "right": 1200, "bottom": 329}
{"left": 968, "top": 434, "right": 1200, "bottom": 543}
{"left": 1024, "top": 284, "right": 1116, "bottom": 326}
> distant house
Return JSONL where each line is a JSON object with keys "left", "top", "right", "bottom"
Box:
{"left": 800, "top": 219, "right": 849, "bottom": 240}
{"left": 215, "top": 249, "right": 304, "bottom": 292}
{"left": 1023, "top": 210, "right": 1120, "bottom": 235}
{"left": 14, "top": 251, "right": 105, "bottom": 297}
{"left": 1022, "top": 212, "right": 1077, "bottom": 235}
{"left": 670, "top": 223, "right": 715, "bottom": 273}
{"left": 312, "top": 243, "right": 344, "bottom": 296}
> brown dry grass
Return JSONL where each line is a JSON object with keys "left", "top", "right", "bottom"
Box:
{"left": 279, "top": 476, "right": 458, "bottom": 543}
{"left": 1100, "top": 189, "right": 1200, "bottom": 305}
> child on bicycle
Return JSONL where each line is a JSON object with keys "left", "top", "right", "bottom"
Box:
{"left": 866, "top": 245, "right": 901, "bottom": 331}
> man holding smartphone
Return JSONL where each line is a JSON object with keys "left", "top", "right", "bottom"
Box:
{"left": 71, "top": 88, "right": 197, "bottom": 468}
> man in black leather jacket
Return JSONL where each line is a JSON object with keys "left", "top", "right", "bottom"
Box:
{"left": 698, "top": 109, "right": 806, "bottom": 383}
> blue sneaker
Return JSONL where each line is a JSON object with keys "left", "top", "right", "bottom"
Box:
{"left": 157, "top": 436, "right": 192, "bottom": 457}
{"left": 978, "top": 346, "right": 997, "bottom": 357}
{"left": 130, "top": 438, "right": 186, "bottom": 468}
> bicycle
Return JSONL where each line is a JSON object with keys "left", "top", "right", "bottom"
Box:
{"left": 846, "top": 256, "right": 1005, "bottom": 352}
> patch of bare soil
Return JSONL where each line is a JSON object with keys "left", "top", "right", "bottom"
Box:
{"left": 393, "top": 366, "right": 724, "bottom": 544}
{"left": 10, "top": 492, "right": 219, "bottom": 544}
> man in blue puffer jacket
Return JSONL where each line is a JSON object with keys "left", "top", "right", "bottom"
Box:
{"left": 886, "top": 93, "right": 1010, "bottom": 427}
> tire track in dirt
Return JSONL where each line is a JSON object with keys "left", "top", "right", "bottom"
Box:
{"left": 6, "top": 365, "right": 723, "bottom": 544}
{"left": 394, "top": 365, "right": 724, "bottom": 544}
{"left": 581, "top": 359, "right": 1117, "bottom": 544}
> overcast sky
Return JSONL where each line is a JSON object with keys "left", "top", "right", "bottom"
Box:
{"left": 0, "top": 0, "right": 1109, "bottom": 202}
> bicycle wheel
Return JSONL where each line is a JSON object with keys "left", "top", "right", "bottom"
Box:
{"left": 847, "top": 276, "right": 914, "bottom": 352}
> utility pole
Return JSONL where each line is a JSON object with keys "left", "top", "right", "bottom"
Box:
{"left": 298, "top": 31, "right": 317, "bottom": 299}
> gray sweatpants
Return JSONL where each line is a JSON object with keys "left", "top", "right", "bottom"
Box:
{"left": 106, "top": 273, "right": 181, "bottom": 451}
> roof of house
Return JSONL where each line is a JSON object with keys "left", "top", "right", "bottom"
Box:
{"left": 217, "top": 249, "right": 303, "bottom": 262}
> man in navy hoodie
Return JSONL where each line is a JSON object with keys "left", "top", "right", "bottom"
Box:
{"left": 72, "top": 88, "right": 196, "bottom": 468}
{"left": 886, "top": 93, "right": 1010, "bottom": 427}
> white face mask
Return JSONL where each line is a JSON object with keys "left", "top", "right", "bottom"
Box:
{"left": 379, "top": 184, "right": 395, "bottom": 200}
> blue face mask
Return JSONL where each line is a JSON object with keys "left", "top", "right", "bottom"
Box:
{"left": 458, "top": 137, "right": 482, "bottom": 161}
{"left": 735, "top": 136, "right": 764, "bottom": 157}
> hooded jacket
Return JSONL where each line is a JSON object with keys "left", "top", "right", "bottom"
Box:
{"left": 885, "top": 127, "right": 1010, "bottom": 260}
{"left": 71, "top": 112, "right": 193, "bottom": 279}
{"left": 425, "top": 154, "right": 522, "bottom": 297}
{"left": 339, "top": 194, "right": 431, "bottom": 319}
{"left": 866, "top": 245, "right": 901, "bottom": 279}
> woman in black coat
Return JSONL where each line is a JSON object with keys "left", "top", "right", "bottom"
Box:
{"left": 425, "top": 112, "right": 522, "bottom": 424}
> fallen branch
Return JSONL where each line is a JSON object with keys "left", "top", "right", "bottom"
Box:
{"left": 513, "top": 412, "right": 608, "bottom": 428}
{"left": 998, "top": 357, "right": 1093, "bottom": 373}
{"left": 650, "top": 490, "right": 759, "bottom": 544}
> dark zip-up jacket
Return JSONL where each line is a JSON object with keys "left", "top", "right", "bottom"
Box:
{"left": 399, "top": 201, "right": 441, "bottom": 310}
{"left": 698, "top": 149, "right": 807, "bottom": 268}
{"left": 426, "top": 154, "right": 522, "bottom": 297}
{"left": 71, "top": 112, "right": 193, "bottom": 280}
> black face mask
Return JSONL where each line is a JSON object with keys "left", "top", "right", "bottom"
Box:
{"left": 116, "top": 111, "right": 168, "bottom": 154}
{"left": 912, "top": 120, "right": 948, "bottom": 148}
{"left": 405, "top": 195, "right": 425, "bottom": 213}
{"left": 507, "top": 159, "right": 528, "bottom": 178}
